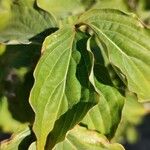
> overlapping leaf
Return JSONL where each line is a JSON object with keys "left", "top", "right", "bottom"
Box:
{"left": 53, "top": 125, "right": 125, "bottom": 150}
{"left": 0, "top": 0, "right": 57, "bottom": 44}
{"left": 29, "top": 27, "right": 83, "bottom": 149}
{"left": 80, "top": 37, "right": 124, "bottom": 139}
{"left": 45, "top": 33, "right": 99, "bottom": 149}
{"left": 82, "top": 78, "right": 124, "bottom": 138}
{"left": 78, "top": 9, "right": 150, "bottom": 102}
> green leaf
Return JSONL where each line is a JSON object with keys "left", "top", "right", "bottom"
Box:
{"left": 80, "top": 37, "right": 124, "bottom": 139}
{"left": 29, "top": 27, "right": 82, "bottom": 149}
{"left": 0, "top": 0, "right": 57, "bottom": 44}
{"left": 37, "top": 0, "right": 84, "bottom": 19}
{"left": 78, "top": 9, "right": 150, "bottom": 102}
{"left": 82, "top": 77, "right": 124, "bottom": 138}
{"left": 53, "top": 125, "right": 125, "bottom": 150}
{"left": 0, "top": 127, "right": 34, "bottom": 150}
{"left": 0, "top": 0, "right": 11, "bottom": 31}
{"left": 45, "top": 32, "right": 99, "bottom": 149}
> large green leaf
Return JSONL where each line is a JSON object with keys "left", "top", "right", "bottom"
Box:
{"left": 0, "top": 127, "right": 34, "bottom": 150}
{"left": 29, "top": 27, "right": 82, "bottom": 149}
{"left": 0, "top": 0, "right": 57, "bottom": 44}
{"left": 80, "top": 37, "right": 124, "bottom": 138}
{"left": 45, "top": 32, "right": 99, "bottom": 149}
{"left": 78, "top": 9, "right": 150, "bottom": 102}
{"left": 53, "top": 125, "right": 125, "bottom": 150}
{"left": 37, "top": 0, "right": 84, "bottom": 19}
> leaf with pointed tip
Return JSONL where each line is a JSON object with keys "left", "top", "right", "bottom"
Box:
{"left": 53, "top": 125, "right": 125, "bottom": 150}
{"left": 0, "top": 0, "right": 57, "bottom": 44}
{"left": 29, "top": 27, "right": 82, "bottom": 150}
{"left": 78, "top": 9, "right": 150, "bottom": 102}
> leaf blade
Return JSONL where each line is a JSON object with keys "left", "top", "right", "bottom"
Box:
{"left": 0, "top": 0, "right": 57, "bottom": 44}
{"left": 53, "top": 125, "right": 125, "bottom": 150}
{"left": 78, "top": 9, "right": 150, "bottom": 102}
{"left": 29, "top": 27, "right": 82, "bottom": 149}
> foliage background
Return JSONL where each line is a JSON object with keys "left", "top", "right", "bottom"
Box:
{"left": 0, "top": 0, "right": 150, "bottom": 150}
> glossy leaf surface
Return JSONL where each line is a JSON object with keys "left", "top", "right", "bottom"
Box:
{"left": 45, "top": 33, "right": 99, "bottom": 149}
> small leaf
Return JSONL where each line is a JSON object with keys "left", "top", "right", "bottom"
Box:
{"left": 78, "top": 9, "right": 150, "bottom": 102}
{"left": 0, "top": 127, "right": 34, "bottom": 150}
{"left": 53, "top": 125, "right": 125, "bottom": 150}
{"left": 0, "top": 0, "right": 57, "bottom": 44}
{"left": 29, "top": 27, "right": 82, "bottom": 149}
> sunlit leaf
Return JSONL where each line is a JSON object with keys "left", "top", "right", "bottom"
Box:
{"left": 78, "top": 9, "right": 150, "bottom": 102}
{"left": 53, "top": 125, "right": 125, "bottom": 150}
{"left": 45, "top": 32, "right": 99, "bottom": 149}
{"left": 29, "top": 27, "right": 82, "bottom": 149}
